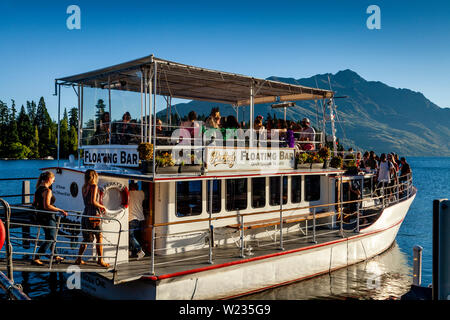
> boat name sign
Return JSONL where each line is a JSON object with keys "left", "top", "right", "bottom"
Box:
{"left": 82, "top": 145, "right": 139, "bottom": 167}
{"left": 206, "top": 147, "right": 294, "bottom": 171}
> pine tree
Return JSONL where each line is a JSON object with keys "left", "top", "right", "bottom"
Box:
{"left": 36, "top": 97, "right": 55, "bottom": 158}
{"left": 95, "top": 99, "right": 106, "bottom": 122}
{"left": 17, "top": 105, "right": 34, "bottom": 147}
{"left": 59, "top": 109, "right": 70, "bottom": 158}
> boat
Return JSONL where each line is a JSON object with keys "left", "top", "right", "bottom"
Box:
{"left": 0, "top": 55, "right": 416, "bottom": 300}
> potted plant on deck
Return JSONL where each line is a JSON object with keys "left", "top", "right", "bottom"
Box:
{"left": 155, "top": 152, "right": 179, "bottom": 174}
{"left": 138, "top": 142, "right": 154, "bottom": 174}
{"left": 318, "top": 146, "right": 331, "bottom": 169}
{"left": 329, "top": 155, "right": 343, "bottom": 169}
{"left": 295, "top": 152, "right": 310, "bottom": 169}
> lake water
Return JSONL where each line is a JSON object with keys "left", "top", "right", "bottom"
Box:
{"left": 1, "top": 157, "right": 449, "bottom": 300}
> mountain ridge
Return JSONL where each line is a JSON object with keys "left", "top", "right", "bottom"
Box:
{"left": 158, "top": 70, "right": 450, "bottom": 156}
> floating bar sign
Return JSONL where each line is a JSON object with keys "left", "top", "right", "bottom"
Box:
{"left": 82, "top": 145, "right": 139, "bottom": 167}
{"left": 206, "top": 147, "right": 295, "bottom": 171}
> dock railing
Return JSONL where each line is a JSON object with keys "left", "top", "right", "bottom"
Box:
{"left": 0, "top": 198, "right": 123, "bottom": 274}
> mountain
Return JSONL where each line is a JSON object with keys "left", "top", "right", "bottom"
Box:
{"left": 158, "top": 70, "right": 450, "bottom": 156}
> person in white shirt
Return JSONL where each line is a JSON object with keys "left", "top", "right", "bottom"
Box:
{"left": 376, "top": 153, "right": 394, "bottom": 204}
{"left": 299, "top": 118, "right": 316, "bottom": 151}
{"left": 128, "top": 181, "right": 146, "bottom": 259}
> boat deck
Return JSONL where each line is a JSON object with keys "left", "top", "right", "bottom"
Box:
{"left": 0, "top": 228, "right": 354, "bottom": 284}
{"left": 106, "top": 227, "right": 355, "bottom": 284}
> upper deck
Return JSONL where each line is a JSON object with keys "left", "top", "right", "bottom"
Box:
{"left": 55, "top": 55, "right": 335, "bottom": 176}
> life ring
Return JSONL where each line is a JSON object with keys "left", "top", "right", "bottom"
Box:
{"left": 0, "top": 219, "right": 5, "bottom": 252}
{"left": 99, "top": 182, "right": 129, "bottom": 222}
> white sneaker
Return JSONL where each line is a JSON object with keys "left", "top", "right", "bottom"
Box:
{"left": 137, "top": 250, "right": 146, "bottom": 260}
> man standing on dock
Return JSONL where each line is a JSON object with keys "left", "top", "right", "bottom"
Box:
{"left": 128, "top": 181, "right": 146, "bottom": 259}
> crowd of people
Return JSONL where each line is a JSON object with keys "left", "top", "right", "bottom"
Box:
{"left": 345, "top": 149, "right": 412, "bottom": 205}
{"left": 92, "top": 107, "right": 320, "bottom": 150}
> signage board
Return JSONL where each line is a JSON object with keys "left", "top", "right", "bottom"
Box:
{"left": 82, "top": 145, "right": 139, "bottom": 167}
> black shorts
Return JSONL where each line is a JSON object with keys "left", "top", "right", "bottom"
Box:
{"left": 81, "top": 216, "right": 101, "bottom": 242}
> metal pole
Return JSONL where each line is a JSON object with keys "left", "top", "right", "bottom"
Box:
{"left": 312, "top": 207, "right": 317, "bottom": 244}
{"left": 239, "top": 213, "right": 244, "bottom": 258}
{"left": 152, "top": 61, "right": 157, "bottom": 178}
{"left": 77, "top": 84, "right": 82, "bottom": 168}
{"left": 413, "top": 245, "right": 423, "bottom": 286}
{"left": 340, "top": 177, "right": 344, "bottom": 237}
{"left": 208, "top": 180, "right": 213, "bottom": 264}
{"left": 108, "top": 76, "right": 112, "bottom": 146}
{"left": 57, "top": 84, "right": 61, "bottom": 167}
{"left": 151, "top": 225, "right": 155, "bottom": 275}
{"left": 140, "top": 69, "right": 144, "bottom": 142}
{"left": 279, "top": 176, "right": 284, "bottom": 250}
{"left": 249, "top": 81, "right": 254, "bottom": 147}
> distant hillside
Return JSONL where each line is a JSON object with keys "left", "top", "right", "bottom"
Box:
{"left": 158, "top": 70, "right": 450, "bottom": 156}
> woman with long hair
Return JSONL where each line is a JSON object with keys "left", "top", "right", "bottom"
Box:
{"left": 32, "top": 171, "right": 67, "bottom": 266}
{"left": 75, "top": 169, "right": 110, "bottom": 267}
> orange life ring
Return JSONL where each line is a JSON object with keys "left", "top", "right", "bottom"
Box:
{"left": 0, "top": 219, "right": 5, "bottom": 252}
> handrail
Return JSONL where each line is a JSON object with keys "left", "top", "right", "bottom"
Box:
{"left": 151, "top": 173, "right": 413, "bottom": 228}
{"left": 147, "top": 172, "right": 414, "bottom": 274}
{"left": 0, "top": 200, "right": 123, "bottom": 273}
{"left": 0, "top": 271, "right": 30, "bottom": 300}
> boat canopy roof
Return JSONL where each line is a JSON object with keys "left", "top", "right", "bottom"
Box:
{"left": 57, "top": 55, "right": 334, "bottom": 106}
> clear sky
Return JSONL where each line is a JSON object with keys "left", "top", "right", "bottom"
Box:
{"left": 1, "top": 0, "right": 449, "bottom": 119}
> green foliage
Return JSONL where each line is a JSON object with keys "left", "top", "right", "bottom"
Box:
{"left": 0, "top": 98, "right": 78, "bottom": 159}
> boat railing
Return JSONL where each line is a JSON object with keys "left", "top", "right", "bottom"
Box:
{"left": 0, "top": 199, "right": 122, "bottom": 273}
{"left": 147, "top": 172, "right": 415, "bottom": 274}
{"left": 81, "top": 122, "right": 324, "bottom": 149}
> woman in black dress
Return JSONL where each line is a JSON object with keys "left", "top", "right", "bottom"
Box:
{"left": 32, "top": 171, "right": 67, "bottom": 266}
{"left": 75, "top": 169, "right": 110, "bottom": 267}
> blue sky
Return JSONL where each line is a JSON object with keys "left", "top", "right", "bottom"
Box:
{"left": 0, "top": 0, "right": 449, "bottom": 119}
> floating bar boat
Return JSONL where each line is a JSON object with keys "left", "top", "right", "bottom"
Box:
{"left": 0, "top": 55, "right": 416, "bottom": 299}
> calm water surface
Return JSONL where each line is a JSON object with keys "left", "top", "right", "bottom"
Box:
{"left": 1, "top": 157, "right": 448, "bottom": 299}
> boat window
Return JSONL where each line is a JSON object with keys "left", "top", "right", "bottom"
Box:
{"left": 269, "top": 176, "right": 288, "bottom": 206}
{"left": 251, "top": 178, "right": 266, "bottom": 208}
{"left": 206, "top": 180, "right": 221, "bottom": 214}
{"left": 226, "top": 179, "right": 248, "bottom": 211}
{"left": 176, "top": 181, "right": 203, "bottom": 217}
{"left": 291, "top": 176, "right": 302, "bottom": 203}
{"left": 305, "top": 175, "right": 320, "bottom": 201}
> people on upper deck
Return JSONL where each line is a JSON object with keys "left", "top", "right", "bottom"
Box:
{"left": 205, "top": 107, "right": 221, "bottom": 129}
{"left": 94, "top": 112, "right": 111, "bottom": 145}
{"left": 376, "top": 153, "right": 395, "bottom": 191}
{"left": 32, "top": 171, "right": 68, "bottom": 266}
{"left": 299, "top": 117, "right": 315, "bottom": 150}
{"left": 399, "top": 157, "right": 411, "bottom": 182}
{"left": 366, "top": 151, "right": 378, "bottom": 171}
{"left": 116, "top": 111, "right": 134, "bottom": 144}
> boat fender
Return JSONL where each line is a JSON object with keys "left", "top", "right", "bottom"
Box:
{"left": 99, "top": 182, "right": 129, "bottom": 222}
{"left": 0, "top": 219, "right": 5, "bottom": 251}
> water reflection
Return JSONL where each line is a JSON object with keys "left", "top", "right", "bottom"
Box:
{"left": 241, "top": 242, "right": 412, "bottom": 300}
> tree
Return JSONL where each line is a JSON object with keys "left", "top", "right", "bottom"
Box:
{"left": 17, "top": 105, "right": 34, "bottom": 147}
{"left": 35, "top": 97, "right": 56, "bottom": 158}
{"left": 69, "top": 107, "right": 78, "bottom": 130}
{"left": 95, "top": 99, "right": 106, "bottom": 122}
{"left": 59, "top": 109, "right": 70, "bottom": 158}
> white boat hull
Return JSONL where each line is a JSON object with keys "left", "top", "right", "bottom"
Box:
{"left": 79, "top": 191, "right": 415, "bottom": 300}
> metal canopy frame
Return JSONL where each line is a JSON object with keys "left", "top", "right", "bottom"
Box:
{"left": 56, "top": 54, "right": 334, "bottom": 107}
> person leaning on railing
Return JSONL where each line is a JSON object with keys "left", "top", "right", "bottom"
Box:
{"left": 32, "top": 171, "right": 68, "bottom": 266}
{"left": 299, "top": 118, "right": 315, "bottom": 151}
